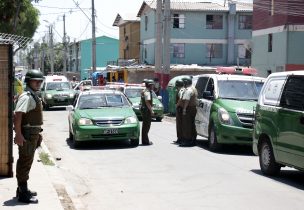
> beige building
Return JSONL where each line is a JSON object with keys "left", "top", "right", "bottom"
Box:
{"left": 113, "top": 14, "right": 140, "bottom": 63}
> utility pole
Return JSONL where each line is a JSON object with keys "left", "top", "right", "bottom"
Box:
{"left": 162, "top": 0, "right": 171, "bottom": 112}
{"left": 49, "top": 25, "right": 55, "bottom": 74}
{"left": 63, "top": 14, "right": 67, "bottom": 74}
{"left": 155, "top": 0, "right": 163, "bottom": 80}
{"left": 92, "top": 0, "right": 96, "bottom": 73}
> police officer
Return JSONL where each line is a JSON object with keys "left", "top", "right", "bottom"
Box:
{"left": 173, "top": 79, "right": 185, "bottom": 144}
{"left": 14, "top": 69, "right": 44, "bottom": 203}
{"left": 180, "top": 76, "right": 197, "bottom": 147}
{"left": 140, "top": 79, "right": 154, "bottom": 145}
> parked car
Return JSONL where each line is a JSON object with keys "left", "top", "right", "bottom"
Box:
{"left": 40, "top": 75, "right": 75, "bottom": 109}
{"left": 253, "top": 71, "right": 304, "bottom": 176}
{"left": 193, "top": 74, "right": 265, "bottom": 151}
{"left": 66, "top": 89, "right": 140, "bottom": 148}
{"left": 124, "top": 86, "right": 164, "bottom": 121}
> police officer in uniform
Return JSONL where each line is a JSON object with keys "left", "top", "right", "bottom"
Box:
{"left": 140, "top": 79, "right": 154, "bottom": 145}
{"left": 14, "top": 70, "right": 44, "bottom": 203}
{"left": 180, "top": 76, "right": 197, "bottom": 147}
{"left": 173, "top": 79, "right": 185, "bottom": 144}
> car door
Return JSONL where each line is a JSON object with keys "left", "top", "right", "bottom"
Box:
{"left": 195, "top": 77, "right": 214, "bottom": 137}
{"left": 277, "top": 75, "right": 304, "bottom": 169}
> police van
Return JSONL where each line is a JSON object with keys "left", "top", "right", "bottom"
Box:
{"left": 40, "top": 75, "right": 75, "bottom": 109}
{"left": 253, "top": 71, "right": 304, "bottom": 175}
{"left": 193, "top": 69, "right": 265, "bottom": 151}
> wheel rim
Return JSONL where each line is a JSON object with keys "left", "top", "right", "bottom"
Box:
{"left": 261, "top": 144, "right": 271, "bottom": 167}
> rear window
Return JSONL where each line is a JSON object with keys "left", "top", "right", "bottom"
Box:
{"left": 218, "top": 80, "right": 264, "bottom": 101}
{"left": 46, "top": 82, "right": 71, "bottom": 90}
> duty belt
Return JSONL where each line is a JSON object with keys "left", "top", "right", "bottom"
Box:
{"left": 22, "top": 125, "right": 43, "bottom": 133}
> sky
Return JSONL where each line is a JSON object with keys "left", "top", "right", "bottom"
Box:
{"left": 33, "top": 0, "right": 252, "bottom": 43}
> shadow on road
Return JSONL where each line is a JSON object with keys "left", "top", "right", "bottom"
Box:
{"left": 3, "top": 197, "right": 34, "bottom": 207}
{"left": 65, "top": 138, "right": 137, "bottom": 150}
{"left": 43, "top": 106, "right": 67, "bottom": 112}
{"left": 251, "top": 169, "right": 304, "bottom": 190}
{"left": 196, "top": 138, "right": 254, "bottom": 156}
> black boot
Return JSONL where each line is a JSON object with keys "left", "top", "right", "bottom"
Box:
{"left": 17, "top": 183, "right": 38, "bottom": 203}
{"left": 16, "top": 187, "right": 37, "bottom": 197}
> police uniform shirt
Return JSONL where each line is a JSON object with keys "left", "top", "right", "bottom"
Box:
{"left": 144, "top": 90, "right": 152, "bottom": 101}
{"left": 178, "top": 87, "right": 185, "bottom": 99}
{"left": 15, "top": 88, "right": 37, "bottom": 113}
{"left": 182, "top": 87, "right": 194, "bottom": 101}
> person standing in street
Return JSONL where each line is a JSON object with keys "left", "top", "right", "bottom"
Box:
{"left": 140, "top": 79, "right": 154, "bottom": 145}
{"left": 14, "top": 70, "right": 44, "bottom": 203}
{"left": 173, "top": 79, "right": 185, "bottom": 144}
{"left": 180, "top": 76, "right": 197, "bottom": 147}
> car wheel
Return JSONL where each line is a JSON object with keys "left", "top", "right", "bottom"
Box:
{"left": 259, "top": 140, "right": 281, "bottom": 176}
{"left": 208, "top": 124, "right": 221, "bottom": 152}
{"left": 43, "top": 102, "right": 50, "bottom": 111}
{"left": 130, "top": 138, "right": 139, "bottom": 147}
{"left": 70, "top": 132, "right": 81, "bottom": 148}
{"left": 156, "top": 117, "right": 162, "bottom": 122}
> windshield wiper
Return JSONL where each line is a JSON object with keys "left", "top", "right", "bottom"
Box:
{"left": 80, "top": 107, "right": 97, "bottom": 109}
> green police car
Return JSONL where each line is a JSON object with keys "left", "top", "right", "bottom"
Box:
{"left": 193, "top": 74, "right": 265, "bottom": 151}
{"left": 253, "top": 71, "right": 304, "bottom": 175}
{"left": 40, "top": 75, "right": 75, "bottom": 109}
{"left": 124, "top": 86, "right": 164, "bottom": 121}
{"left": 66, "top": 89, "right": 140, "bottom": 148}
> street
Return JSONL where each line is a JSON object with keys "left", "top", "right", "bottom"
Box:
{"left": 42, "top": 108, "right": 304, "bottom": 210}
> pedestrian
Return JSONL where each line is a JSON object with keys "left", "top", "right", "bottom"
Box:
{"left": 173, "top": 79, "right": 185, "bottom": 144}
{"left": 71, "top": 76, "right": 77, "bottom": 88}
{"left": 14, "top": 69, "right": 44, "bottom": 203}
{"left": 140, "top": 79, "right": 154, "bottom": 145}
{"left": 180, "top": 76, "right": 197, "bottom": 147}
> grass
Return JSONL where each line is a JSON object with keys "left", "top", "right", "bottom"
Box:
{"left": 39, "top": 152, "right": 55, "bottom": 166}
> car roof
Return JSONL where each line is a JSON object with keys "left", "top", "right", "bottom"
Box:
{"left": 266, "top": 70, "right": 304, "bottom": 77}
{"left": 124, "top": 86, "right": 144, "bottom": 89}
{"left": 79, "top": 89, "right": 122, "bottom": 96}
{"left": 193, "top": 74, "right": 265, "bottom": 81}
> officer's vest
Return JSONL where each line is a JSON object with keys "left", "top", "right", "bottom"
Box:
{"left": 188, "top": 87, "right": 197, "bottom": 107}
{"left": 21, "top": 92, "right": 43, "bottom": 127}
{"left": 140, "top": 89, "right": 153, "bottom": 110}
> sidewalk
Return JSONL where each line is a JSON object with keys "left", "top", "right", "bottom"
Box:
{"left": 0, "top": 144, "right": 64, "bottom": 210}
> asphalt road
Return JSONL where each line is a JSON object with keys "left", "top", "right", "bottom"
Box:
{"left": 42, "top": 108, "right": 304, "bottom": 210}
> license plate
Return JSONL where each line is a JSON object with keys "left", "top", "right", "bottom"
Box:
{"left": 103, "top": 129, "right": 118, "bottom": 134}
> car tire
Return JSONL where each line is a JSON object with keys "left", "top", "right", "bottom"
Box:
{"left": 43, "top": 102, "right": 50, "bottom": 111}
{"left": 208, "top": 124, "right": 221, "bottom": 152}
{"left": 70, "top": 131, "right": 81, "bottom": 148}
{"left": 259, "top": 140, "right": 281, "bottom": 176}
{"left": 130, "top": 138, "right": 139, "bottom": 147}
{"left": 156, "top": 117, "right": 162, "bottom": 122}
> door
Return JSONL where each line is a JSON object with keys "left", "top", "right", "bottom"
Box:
{"left": 195, "top": 77, "right": 214, "bottom": 137}
{"left": 277, "top": 75, "right": 304, "bottom": 169}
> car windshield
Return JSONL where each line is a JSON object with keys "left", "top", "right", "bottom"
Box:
{"left": 125, "top": 88, "right": 143, "bottom": 98}
{"left": 125, "top": 88, "right": 159, "bottom": 99}
{"left": 218, "top": 80, "right": 264, "bottom": 101}
{"left": 46, "top": 82, "right": 70, "bottom": 90}
{"left": 78, "top": 93, "right": 130, "bottom": 109}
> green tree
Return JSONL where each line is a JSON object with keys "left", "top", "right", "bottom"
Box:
{"left": 0, "top": 0, "right": 40, "bottom": 38}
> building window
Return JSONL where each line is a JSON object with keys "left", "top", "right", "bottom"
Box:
{"left": 173, "top": 14, "right": 185, "bottom": 28}
{"left": 239, "top": 15, "right": 252, "bottom": 29}
{"left": 206, "top": 44, "right": 223, "bottom": 58}
{"left": 172, "top": 43, "right": 185, "bottom": 58}
{"left": 238, "top": 45, "right": 251, "bottom": 59}
{"left": 144, "top": 48, "right": 147, "bottom": 59}
{"left": 268, "top": 34, "right": 273, "bottom": 52}
{"left": 145, "top": 16, "right": 148, "bottom": 31}
{"left": 206, "top": 15, "right": 223, "bottom": 29}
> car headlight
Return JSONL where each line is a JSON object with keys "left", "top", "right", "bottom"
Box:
{"left": 69, "top": 93, "right": 75, "bottom": 98}
{"left": 218, "top": 108, "right": 233, "bottom": 125}
{"left": 46, "top": 93, "right": 52, "bottom": 99}
{"left": 78, "top": 118, "right": 93, "bottom": 125}
{"left": 125, "top": 116, "right": 138, "bottom": 124}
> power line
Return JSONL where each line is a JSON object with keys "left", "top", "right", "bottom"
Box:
{"left": 71, "top": 0, "right": 92, "bottom": 22}
{"left": 34, "top": 4, "right": 90, "bottom": 10}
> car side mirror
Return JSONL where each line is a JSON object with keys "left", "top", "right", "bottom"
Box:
{"left": 157, "top": 96, "right": 162, "bottom": 101}
{"left": 203, "top": 91, "right": 214, "bottom": 100}
{"left": 66, "top": 105, "right": 74, "bottom": 111}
